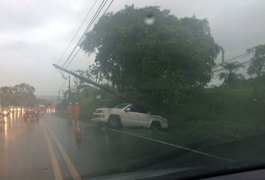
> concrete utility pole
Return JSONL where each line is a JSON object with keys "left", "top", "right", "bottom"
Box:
{"left": 52, "top": 64, "right": 168, "bottom": 119}
{"left": 219, "top": 46, "right": 225, "bottom": 63}
{"left": 58, "top": 90, "right": 60, "bottom": 105}
{"left": 68, "top": 75, "right": 71, "bottom": 94}
{"left": 53, "top": 64, "right": 146, "bottom": 106}
{"left": 68, "top": 75, "right": 72, "bottom": 101}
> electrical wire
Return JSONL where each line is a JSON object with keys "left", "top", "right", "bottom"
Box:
{"left": 62, "top": 0, "right": 108, "bottom": 68}
{"left": 56, "top": 0, "right": 98, "bottom": 65}
{"left": 225, "top": 52, "right": 253, "bottom": 62}
{"left": 64, "top": 0, "right": 114, "bottom": 68}
{"left": 102, "top": 0, "right": 114, "bottom": 15}
{"left": 213, "top": 52, "right": 254, "bottom": 72}
{"left": 65, "top": 48, "right": 81, "bottom": 68}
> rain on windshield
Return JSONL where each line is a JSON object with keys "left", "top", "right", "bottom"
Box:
{"left": 1, "top": 0, "right": 265, "bottom": 179}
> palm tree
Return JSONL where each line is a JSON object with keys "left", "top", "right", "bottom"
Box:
{"left": 247, "top": 44, "right": 265, "bottom": 77}
{"left": 219, "top": 62, "right": 244, "bottom": 87}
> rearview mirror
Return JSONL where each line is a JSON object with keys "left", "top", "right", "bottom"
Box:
{"left": 125, "top": 107, "right": 131, "bottom": 112}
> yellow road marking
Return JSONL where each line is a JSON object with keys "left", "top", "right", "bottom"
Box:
{"left": 42, "top": 127, "right": 63, "bottom": 180}
{"left": 44, "top": 125, "right": 81, "bottom": 180}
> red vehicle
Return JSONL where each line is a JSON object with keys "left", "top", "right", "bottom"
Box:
{"left": 23, "top": 108, "right": 39, "bottom": 121}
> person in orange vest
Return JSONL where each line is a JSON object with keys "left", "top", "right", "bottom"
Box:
{"left": 74, "top": 102, "right": 81, "bottom": 123}
{"left": 66, "top": 102, "right": 74, "bottom": 124}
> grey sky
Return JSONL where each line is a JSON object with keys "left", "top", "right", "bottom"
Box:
{"left": 0, "top": 0, "right": 265, "bottom": 95}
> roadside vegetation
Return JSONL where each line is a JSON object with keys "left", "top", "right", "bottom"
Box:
{"left": 0, "top": 83, "right": 53, "bottom": 109}
{"left": 56, "top": 6, "right": 265, "bottom": 146}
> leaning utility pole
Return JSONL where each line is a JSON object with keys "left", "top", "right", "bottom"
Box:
{"left": 53, "top": 64, "right": 173, "bottom": 120}
{"left": 53, "top": 64, "right": 147, "bottom": 107}
{"left": 54, "top": 64, "right": 127, "bottom": 100}
{"left": 58, "top": 90, "right": 60, "bottom": 105}
{"left": 219, "top": 46, "right": 225, "bottom": 63}
{"left": 68, "top": 75, "right": 71, "bottom": 100}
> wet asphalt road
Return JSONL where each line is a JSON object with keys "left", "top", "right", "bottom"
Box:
{"left": 1, "top": 112, "right": 265, "bottom": 179}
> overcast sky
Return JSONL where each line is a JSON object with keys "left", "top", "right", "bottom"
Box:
{"left": 1, "top": 0, "right": 265, "bottom": 95}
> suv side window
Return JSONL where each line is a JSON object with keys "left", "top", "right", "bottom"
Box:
{"left": 129, "top": 105, "right": 148, "bottom": 114}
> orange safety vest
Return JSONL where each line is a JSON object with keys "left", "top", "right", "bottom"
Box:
{"left": 66, "top": 105, "right": 73, "bottom": 116}
{"left": 75, "top": 105, "right": 80, "bottom": 117}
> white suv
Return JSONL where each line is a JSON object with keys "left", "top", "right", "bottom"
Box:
{"left": 91, "top": 103, "right": 168, "bottom": 129}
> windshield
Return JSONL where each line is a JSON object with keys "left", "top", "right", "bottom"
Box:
{"left": 114, "top": 103, "right": 130, "bottom": 109}
{"left": 1, "top": 0, "right": 265, "bottom": 179}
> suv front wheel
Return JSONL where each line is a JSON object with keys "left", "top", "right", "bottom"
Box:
{"left": 108, "top": 115, "right": 121, "bottom": 129}
{"left": 150, "top": 121, "right": 161, "bottom": 130}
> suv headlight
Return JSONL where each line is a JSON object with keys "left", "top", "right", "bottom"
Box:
{"left": 161, "top": 118, "right": 168, "bottom": 124}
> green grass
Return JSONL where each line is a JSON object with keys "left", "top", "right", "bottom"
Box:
{"left": 168, "top": 86, "right": 265, "bottom": 147}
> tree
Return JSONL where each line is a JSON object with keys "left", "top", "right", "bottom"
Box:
{"left": 0, "top": 86, "right": 13, "bottom": 106}
{"left": 247, "top": 44, "right": 265, "bottom": 103}
{"left": 0, "top": 83, "right": 37, "bottom": 107}
{"left": 37, "top": 98, "right": 52, "bottom": 106}
{"left": 248, "top": 44, "right": 265, "bottom": 77}
{"left": 73, "top": 65, "right": 104, "bottom": 94}
{"left": 219, "top": 62, "right": 244, "bottom": 87}
{"left": 76, "top": 64, "right": 103, "bottom": 85}
{"left": 80, "top": 6, "right": 220, "bottom": 112}
{"left": 12, "top": 83, "right": 37, "bottom": 107}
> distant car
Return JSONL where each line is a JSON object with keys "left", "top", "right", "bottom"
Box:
{"left": 38, "top": 104, "right": 47, "bottom": 116}
{"left": 0, "top": 108, "right": 10, "bottom": 117}
{"left": 91, "top": 103, "right": 168, "bottom": 129}
{"left": 23, "top": 109, "right": 39, "bottom": 121}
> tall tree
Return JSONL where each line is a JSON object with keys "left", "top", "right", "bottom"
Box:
{"left": 219, "top": 62, "right": 244, "bottom": 87}
{"left": 0, "top": 83, "right": 36, "bottom": 107}
{"left": 80, "top": 6, "right": 220, "bottom": 111}
{"left": 247, "top": 44, "right": 265, "bottom": 102}
{"left": 0, "top": 86, "right": 13, "bottom": 106}
{"left": 12, "top": 83, "right": 37, "bottom": 107}
{"left": 248, "top": 44, "right": 265, "bottom": 77}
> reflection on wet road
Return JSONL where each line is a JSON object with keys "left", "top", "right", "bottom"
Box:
{"left": 0, "top": 112, "right": 50, "bottom": 180}
{"left": 0, "top": 113, "right": 248, "bottom": 179}
{"left": 1, "top": 111, "right": 24, "bottom": 148}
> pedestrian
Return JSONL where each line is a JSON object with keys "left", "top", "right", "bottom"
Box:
{"left": 74, "top": 102, "right": 81, "bottom": 123}
{"left": 66, "top": 102, "right": 74, "bottom": 125}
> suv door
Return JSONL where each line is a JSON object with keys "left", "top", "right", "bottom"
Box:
{"left": 124, "top": 105, "right": 150, "bottom": 127}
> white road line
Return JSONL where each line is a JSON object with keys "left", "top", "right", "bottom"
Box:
{"left": 109, "top": 128, "right": 235, "bottom": 163}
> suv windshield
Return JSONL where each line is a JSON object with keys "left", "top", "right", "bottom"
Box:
{"left": 114, "top": 103, "right": 130, "bottom": 109}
